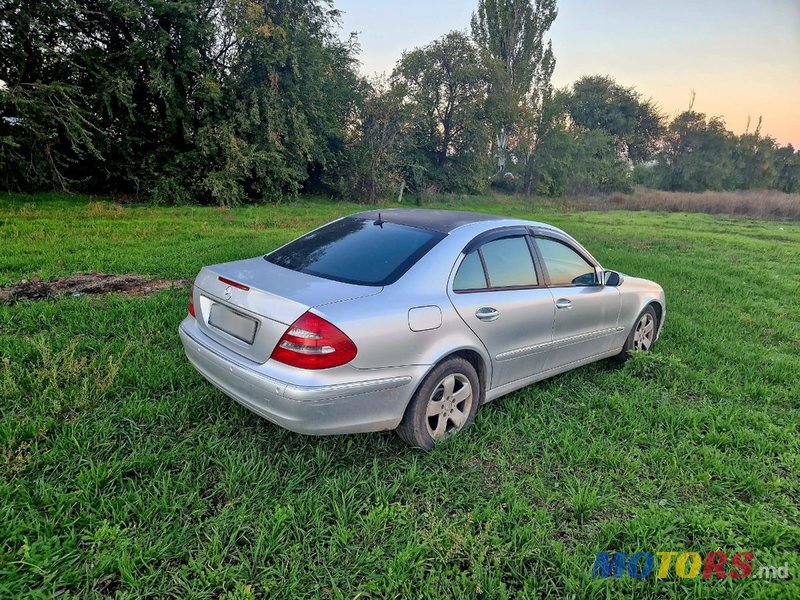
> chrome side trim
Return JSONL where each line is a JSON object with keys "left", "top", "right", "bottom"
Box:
{"left": 495, "top": 341, "right": 551, "bottom": 361}
{"left": 550, "top": 326, "right": 623, "bottom": 350}
{"left": 485, "top": 347, "right": 622, "bottom": 402}
{"left": 495, "top": 326, "right": 624, "bottom": 361}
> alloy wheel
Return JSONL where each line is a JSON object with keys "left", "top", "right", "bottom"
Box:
{"left": 425, "top": 373, "right": 473, "bottom": 440}
{"left": 633, "top": 312, "right": 655, "bottom": 351}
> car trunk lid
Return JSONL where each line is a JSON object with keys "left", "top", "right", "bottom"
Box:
{"left": 192, "top": 257, "right": 380, "bottom": 363}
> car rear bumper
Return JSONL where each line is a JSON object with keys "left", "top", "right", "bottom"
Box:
{"left": 179, "top": 317, "right": 421, "bottom": 435}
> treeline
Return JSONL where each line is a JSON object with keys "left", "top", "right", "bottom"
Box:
{"left": 635, "top": 112, "right": 800, "bottom": 194}
{"left": 1, "top": 0, "right": 798, "bottom": 204}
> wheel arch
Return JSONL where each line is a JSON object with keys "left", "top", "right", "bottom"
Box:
{"left": 648, "top": 300, "right": 663, "bottom": 326}
{"left": 447, "top": 349, "right": 488, "bottom": 405}
{"left": 646, "top": 299, "right": 664, "bottom": 337}
{"left": 410, "top": 347, "right": 490, "bottom": 409}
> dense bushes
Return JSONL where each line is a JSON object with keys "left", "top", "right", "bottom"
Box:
{"left": 521, "top": 128, "right": 631, "bottom": 196}
{"left": 1, "top": 0, "right": 361, "bottom": 204}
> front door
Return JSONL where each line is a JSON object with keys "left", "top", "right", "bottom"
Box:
{"left": 447, "top": 234, "right": 555, "bottom": 388}
{"left": 533, "top": 236, "right": 621, "bottom": 371}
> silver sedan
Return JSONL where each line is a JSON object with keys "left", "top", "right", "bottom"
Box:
{"left": 179, "top": 209, "right": 665, "bottom": 449}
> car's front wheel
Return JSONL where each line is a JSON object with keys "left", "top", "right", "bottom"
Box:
{"left": 615, "top": 305, "right": 658, "bottom": 363}
{"left": 396, "top": 357, "right": 479, "bottom": 450}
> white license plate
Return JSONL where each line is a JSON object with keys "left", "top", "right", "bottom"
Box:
{"left": 208, "top": 304, "right": 258, "bottom": 344}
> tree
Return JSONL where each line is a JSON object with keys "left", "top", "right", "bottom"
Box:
{"left": 730, "top": 118, "right": 777, "bottom": 190}
{"left": 515, "top": 88, "right": 569, "bottom": 194}
{"left": 641, "top": 111, "right": 800, "bottom": 193}
{"left": 391, "top": 31, "right": 491, "bottom": 195}
{"left": 652, "top": 111, "right": 737, "bottom": 191}
{"left": 0, "top": 0, "right": 362, "bottom": 204}
{"left": 328, "top": 77, "right": 407, "bottom": 203}
{"left": 773, "top": 144, "right": 800, "bottom": 193}
{"left": 521, "top": 94, "right": 631, "bottom": 197}
{"left": 471, "top": 0, "right": 557, "bottom": 174}
{"left": 566, "top": 75, "right": 664, "bottom": 163}
{"left": 0, "top": 0, "right": 110, "bottom": 190}
{"left": 205, "top": 0, "right": 362, "bottom": 203}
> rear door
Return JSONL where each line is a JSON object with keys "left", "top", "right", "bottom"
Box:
{"left": 532, "top": 235, "right": 621, "bottom": 370}
{"left": 447, "top": 230, "right": 555, "bottom": 389}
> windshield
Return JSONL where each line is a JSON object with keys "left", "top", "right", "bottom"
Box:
{"left": 266, "top": 217, "right": 446, "bottom": 286}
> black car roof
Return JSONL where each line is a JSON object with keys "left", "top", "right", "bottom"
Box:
{"left": 352, "top": 208, "right": 506, "bottom": 233}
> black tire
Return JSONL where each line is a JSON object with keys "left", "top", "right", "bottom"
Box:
{"left": 614, "top": 304, "right": 658, "bottom": 363}
{"left": 396, "top": 357, "right": 480, "bottom": 450}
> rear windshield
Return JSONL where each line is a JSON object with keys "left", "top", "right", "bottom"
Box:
{"left": 266, "top": 217, "right": 446, "bottom": 286}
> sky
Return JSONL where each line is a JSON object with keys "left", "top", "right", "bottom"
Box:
{"left": 335, "top": 0, "right": 800, "bottom": 147}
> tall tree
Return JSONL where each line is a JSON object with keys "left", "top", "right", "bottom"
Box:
{"left": 471, "top": 0, "right": 557, "bottom": 174}
{"left": 566, "top": 75, "right": 664, "bottom": 163}
{"left": 391, "top": 31, "right": 490, "bottom": 195}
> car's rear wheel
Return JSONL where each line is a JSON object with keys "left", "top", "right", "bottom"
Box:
{"left": 614, "top": 305, "right": 658, "bottom": 363}
{"left": 396, "top": 357, "right": 479, "bottom": 450}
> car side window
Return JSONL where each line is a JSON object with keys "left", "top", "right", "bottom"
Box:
{"left": 536, "top": 237, "right": 597, "bottom": 286}
{"left": 453, "top": 250, "right": 487, "bottom": 291}
{"left": 453, "top": 236, "right": 538, "bottom": 291}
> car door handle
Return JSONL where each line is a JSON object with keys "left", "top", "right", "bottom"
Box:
{"left": 555, "top": 298, "right": 573, "bottom": 310}
{"left": 475, "top": 307, "right": 499, "bottom": 321}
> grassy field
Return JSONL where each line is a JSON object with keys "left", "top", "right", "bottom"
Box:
{"left": 1, "top": 193, "right": 799, "bottom": 598}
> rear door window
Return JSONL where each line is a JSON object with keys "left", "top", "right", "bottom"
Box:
{"left": 452, "top": 251, "right": 487, "bottom": 290}
{"left": 453, "top": 235, "right": 538, "bottom": 291}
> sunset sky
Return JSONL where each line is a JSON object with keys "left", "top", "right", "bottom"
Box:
{"left": 336, "top": 0, "right": 800, "bottom": 147}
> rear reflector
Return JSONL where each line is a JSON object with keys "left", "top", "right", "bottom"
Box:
{"left": 270, "top": 311, "right": 357, "bottom": 369}
{"left": 188, "top": 285, "right": 196, "bottom": 318}
{"left": 218, "top": 276, "right": 250, "bottom": 291}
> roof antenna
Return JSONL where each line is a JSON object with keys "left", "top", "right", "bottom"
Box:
{"left": 374, "top": 212, "right": 385, "bottom": 227}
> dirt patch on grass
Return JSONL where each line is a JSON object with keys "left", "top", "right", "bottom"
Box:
{"left": 0, "top": 272, "right": 187, "bottom": 304}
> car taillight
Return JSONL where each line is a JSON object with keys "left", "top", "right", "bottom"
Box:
{"left": 188, "top": 285, "right": 196, "bottom": 318}
{"left": 270, "top": 311, "right": 357, "bottom": 369}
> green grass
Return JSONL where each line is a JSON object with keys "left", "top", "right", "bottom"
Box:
{"left": 1, "top": 193, "right": 799, "bottom": 598}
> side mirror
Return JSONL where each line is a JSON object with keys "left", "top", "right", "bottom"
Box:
{"left": 603, "top": 270, "right": 621, "bottom": 286}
